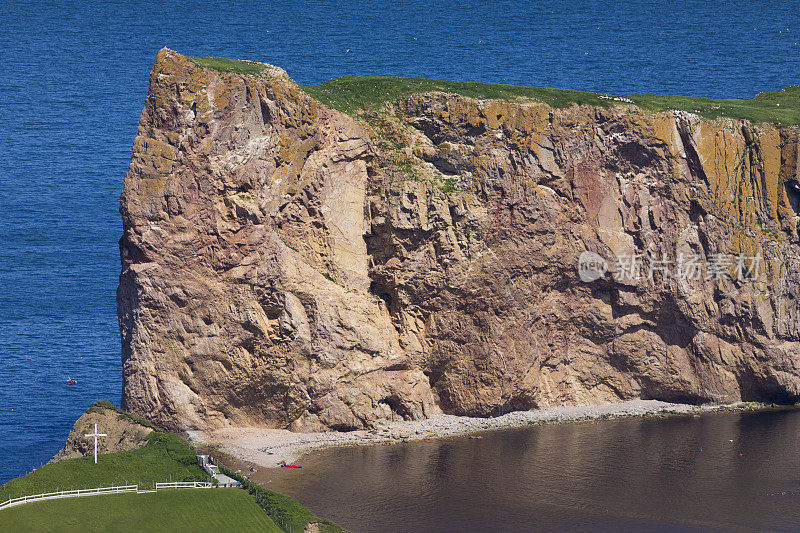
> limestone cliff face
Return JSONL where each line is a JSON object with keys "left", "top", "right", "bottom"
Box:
{"left": 119, "top": 49, "right": 800, "bottom": 432}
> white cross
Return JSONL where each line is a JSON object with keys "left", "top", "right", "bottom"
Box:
{"left": 84, "top": 423, "right": 107, "bottom": 464}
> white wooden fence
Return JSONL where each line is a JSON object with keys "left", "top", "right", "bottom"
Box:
{"left": 155, "top": 481, "right": 212, "bottom": 490}
{"left": 0, "top": 481, "right": 212, "bottom": 512}
{"left": 0, "top": 484, "right": 138, "bottom": 511}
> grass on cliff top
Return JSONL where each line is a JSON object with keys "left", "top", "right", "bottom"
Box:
{"left": 188, "top": 55, "right": 268, "bottom": 76}
{"left": 183, "top": 52, "right": 800, "bottom": 125}
{"left": 301, "top": 75, "right": 610, "bottom": 114}
{"left": 0, "top": 489, "right": 281, "bottom": 533}
{"left": 183, "top": 52, "right": 800, "bottom": 124}
{"left": 631, "top": 85, "right": 800, "bottom": 126}
{"left": 301, "top": 75, "right": 800, "bottom": 126}
{"left": 88, "top": 400, "right": 163, "bottom": 432}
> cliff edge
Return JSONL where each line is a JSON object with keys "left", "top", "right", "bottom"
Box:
{"left": 119, "top": 48, "right": 800, "bottom": 432}
{"left": 51, "top": 402, "right": 156, "bottom": 462}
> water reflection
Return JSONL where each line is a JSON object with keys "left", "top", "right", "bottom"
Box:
{"left": 267, "top": 410, "right": 800, "bottom": 532}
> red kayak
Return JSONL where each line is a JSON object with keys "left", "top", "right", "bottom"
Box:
{"left": 280, "top": 463, "right": 302, "bottom": 468}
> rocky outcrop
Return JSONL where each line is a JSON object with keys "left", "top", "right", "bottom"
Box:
{"left": 119, "top": 49, "right": 800, "bottom": 433}
{"left": 51, "top": 404, "right": 154, "bottom": 462}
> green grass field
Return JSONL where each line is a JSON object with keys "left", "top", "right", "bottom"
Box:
{"left": 0, "top": 489, "right": 281, "bottom": 532}
{"left": 0, "top": 433, "right": 207, "bottom": 501}
{"left": 186, "top": 54, "right": 800, "bottom": 126}
{"left": 0, "top": 409, "right": 346, "bottom": 533}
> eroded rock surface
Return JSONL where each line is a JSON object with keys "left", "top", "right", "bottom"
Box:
{"left": 119, "top": 49, "right": 800, "bottom": 432}
{"left": 51, "top": 405, "right": 154, "bottom": 462}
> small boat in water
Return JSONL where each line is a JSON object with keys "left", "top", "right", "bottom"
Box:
{"left": 66, "top": 378, "right": 77, "bottom": 386}
{"left": 280, "top": 461, "right": 301, "bottom": 468}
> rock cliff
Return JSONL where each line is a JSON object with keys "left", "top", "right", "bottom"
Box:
{"left": 119, "top": 49, "right": 800, "bottom": 433}
{"left": 52, "top": 403, "right": 155, "bottom": 462}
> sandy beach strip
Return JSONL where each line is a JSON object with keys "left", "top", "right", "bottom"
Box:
{"left": 188, "top": 399, "right": 771, "bottom": 468}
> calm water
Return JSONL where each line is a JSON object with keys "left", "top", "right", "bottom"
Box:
{"left": 268, "top": 410, "right": 800, "bottom": 532}
{"left": 1, "top": 0, "right": 800, "bottom": 484}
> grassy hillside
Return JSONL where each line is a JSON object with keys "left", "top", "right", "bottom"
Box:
{"left": 220, "top": 466, "right": 345, "bottom": 533}
{"left": 0, "top": 406, "right": 346, "bottom": 533}
{"left": 185, "top": 54, "right": 800, "bottom": 126}
{"left": 86, "top": 400, "right": 163, "bottom": 431}
{"left": 0, "top": 433, "right": 205, "bottom": 500}
{"left": 0, "top": 489, "right": 280, "bottom": 533}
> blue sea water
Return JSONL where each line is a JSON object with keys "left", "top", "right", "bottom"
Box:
{"left": 1, "top": 0, "right": 799, "bottom": 485}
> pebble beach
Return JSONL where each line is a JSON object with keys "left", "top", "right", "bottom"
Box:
{"left": 190, "top": 400, "right": 768, "bottom": 468}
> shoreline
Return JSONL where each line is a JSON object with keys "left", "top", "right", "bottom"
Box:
{"left": 189, "top": 399, "right": 787, "bottom": 469}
